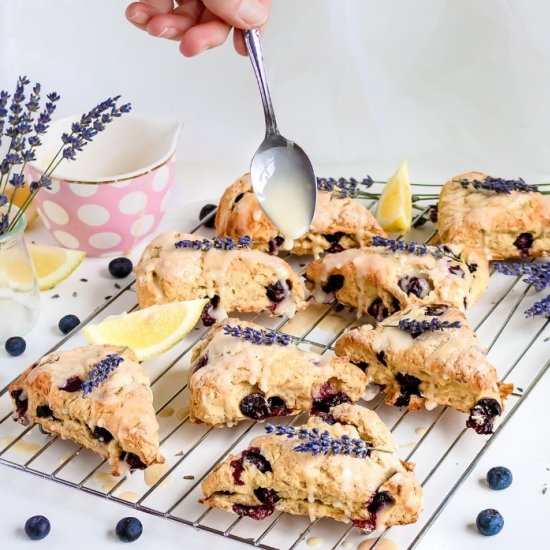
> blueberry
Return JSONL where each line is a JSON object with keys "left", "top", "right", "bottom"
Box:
{"left": 199, "top": 203, "right": 217, "bottom": 228}
{"left": 5, "top": 336, "right": 26, "bottom": 356}
{"left": 59, "top": 376, "right": 83, "bottom": 392}
{"left": 266, "top": 281, "right": 286, "bottom": 303}
{"left": 487, "top": 466, "right": 512, "bottom": 490}
{"left": 92, "top": 426, "right": 114, "bottom": 443}
{"left": 398, "top": 276, "right": 431, "bottom": 298}
{"left": 476, "top": 509, "right": 504, "bottom": 536}
{"left": 108, "top": 256, "right": 133, "bottom": 279}
{"left": 239, "top": 393, "right": 270, "bottom": 420}
{"left": 36, "top": 405, "right": 52, "bottom": 418}
{"left": 24, "top": 515, "right": 51, "bottom": 540}
{"left": 321, "top": 274, "right": 345, "bottom": 293}
{"left": 58, "top": 314, "right": 80, "bottom": 334}
{"left": 115, "top": 516, "right": 143, "bottom": 542}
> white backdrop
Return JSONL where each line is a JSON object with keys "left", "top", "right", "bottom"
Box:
{"left": 3, "top": 0, "right": 550, "bottom": 184}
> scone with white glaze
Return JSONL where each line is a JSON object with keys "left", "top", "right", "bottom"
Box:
{"left": 9, "top": 345, "right": 164, "bottom": 476}
{"left": 135, "top": 232, "right": 307, "bottom": 322}
{"left": 305, "top": 243, "right": 488, "bottom": 317}
{"left": 334, "top": 304, "right": 513, "bottom": 434}
{"left": 215, "top": 173, "right": 386, "bottom": 257}
{"left": 188, "top": 318, "right": 367, "bottom": 427}
{"left": 437, "top": 171, "right": 550, "bottom": 260}
{"left": 200, "top": 403, "right": 423, "bottom": 531}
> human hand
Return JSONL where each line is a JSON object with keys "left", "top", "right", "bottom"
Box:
{"left": 125, "top": 0, "right": 271, "bottom": 57}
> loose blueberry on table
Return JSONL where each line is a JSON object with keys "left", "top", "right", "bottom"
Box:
{"left": 115, "top": 516, "right": 143, "bottom": 542}
{"left": 476, "top": 508, "right": 504, "bottom": 536}
{"left": 486, "top": 466, "right": 513, "bottom": 490}
{"left": 108, "top": 256, "right": 133, "bottom": 279}
{"left": 4, "top": 335, "right": 26, "bottom": 356}
{"left": 24, "top": 515, "right": 51, "bottom": 540}
{"left": 199, "top": 203, "right": 217, "bottom": 228}
{"left": 58, "top": 314, "right": 80, "bottom": 335}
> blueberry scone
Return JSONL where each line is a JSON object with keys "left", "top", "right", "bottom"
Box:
{"left": 200, "top": 403, "right": 423, "bottom": 531}
{"left": 189, "top": 319, "right": 367, "bottom": 427}
{"left": 437, "top": 171, "right": 550, "bottom": 260}
{"left": 305, "top": 241, "right": 488, "bottom": 318}
{"left": 215, "top": 173, "right": 386, "bottom": 257}
{"left": 334, "top": 304, "right": 513, "bottom": 434}
{"left": 135, "top": 232, "right": 307, "bottom": 323}
{"left": 9, "top": 345, "right": 164, "bottom": 476}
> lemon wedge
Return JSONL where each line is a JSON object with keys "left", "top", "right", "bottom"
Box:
{"left": 376, "top": 160, "right": 412, "bottom": 233}
{"left": 28, "top": 244, "right": 86, "bottom": 290}
{"left": 82, "top": 299, "right": 208, "bottom": 361}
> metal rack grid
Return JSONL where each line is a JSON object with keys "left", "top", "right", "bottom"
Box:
{"left": 0, "top": 198, "right": 548, "bottom": 550}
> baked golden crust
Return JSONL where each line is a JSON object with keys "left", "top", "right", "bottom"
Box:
{"left": 437, "top": 171, "right": 550, "bottom": 260}
{"left": 188, "top": 318, "right": 367, "bottom": 427}
{"left": 134, "top": 231, "right": 307, "bottom": 318}
{"left": 9, "top": 345, "right": 164, "bottom": 476}
{"left": 200, "top": 404, "right": 423, "bottom": 530}
{"left": 215, "top": 173, "right": 386, "bottom": 256}
{"left": 334, "top": 304, "right": 513, "bottom": 434}
{"left": 304, "top": 244, "right": 488, "bottom": 316}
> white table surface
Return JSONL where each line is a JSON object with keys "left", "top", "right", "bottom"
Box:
{"left": 0, "top": 162, "right": 549, "bottom": 550}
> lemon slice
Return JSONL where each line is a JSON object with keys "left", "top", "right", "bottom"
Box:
{"left": 376, "top": 160, "right": 412, "bottom": 233}
{"left": 28, "top": 244, "right": 86, "bottom": 290}
{"left": 82, "top": 299, "right": 208, "bottom": 361}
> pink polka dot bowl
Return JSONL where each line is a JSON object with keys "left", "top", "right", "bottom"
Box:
{"left": 25, "top": 115, "right": 182, "bottom": 257}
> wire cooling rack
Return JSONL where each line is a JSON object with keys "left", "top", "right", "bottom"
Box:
{"left": 0, "top": 197, "right": 548, "bottom": 550}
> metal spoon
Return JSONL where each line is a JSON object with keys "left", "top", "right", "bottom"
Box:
{"left": 244, "top": 28, "right": 317, "bottom": 241}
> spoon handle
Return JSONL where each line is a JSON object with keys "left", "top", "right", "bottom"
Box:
{"left": 244, "top": 29, "right": 279, "bottom": 136}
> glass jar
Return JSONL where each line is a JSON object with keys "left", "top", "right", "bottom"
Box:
{"left": 0, "top": 207, "right": 40, "bottom": 343}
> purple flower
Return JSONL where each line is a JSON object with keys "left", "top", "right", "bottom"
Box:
{"left": 174, "top": 236, "right": 252, "bottom": 250}
{"left": 459, "top": 176, "right": 538, "bottom": 194}
{"left": 223, "top": 324, "right": 292, "bottom": 346}
{"left": 398, "top": 317, "right": 461, "bottom": 337}
{"left": 81, "top": 353, "right": 125, "bottom": 397}
{"left": 525, "top": 295, "right": 550, "bottom": 318}
{"left": 372, "top": 236, "right": 429, "bottom": 256}
{"left": 9, "top": 173, "right": 25, "bottom": 188}
{"left": 493, "top": 261, "right": 550, "bottom": 291}
{"left": 0, "top": 194, "right": 7, "bottom": 207}
{"left": 265, "top": 424, "right": 377, "bottom": 458}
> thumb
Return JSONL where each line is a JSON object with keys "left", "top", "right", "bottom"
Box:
{"left": 202, "top": 0, "right": 269, "bottom": 29}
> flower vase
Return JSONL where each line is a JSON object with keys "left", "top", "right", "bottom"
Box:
{"left": 0, "top": 206, "right": 40, "bottom": 343}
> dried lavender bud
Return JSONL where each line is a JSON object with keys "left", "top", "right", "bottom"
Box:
{"left": 525, "top": 295, "right": 550, "bottom": 318}
{"left": 81, "top": 353, "right": 125, "bottom": 397}
{"left": 174, "top": 236, "right": 252, "bottom": 250}
{"left": 265, "top": 424, "right": 381, "bottom": 458}
{"left": 371, "top": 236, "right": 429, "bottom": 256}
{"left": 223, "top": 324, "right": 292, "bottom": 346}
{"left": 397, "top": 317, "right": 461, "bottom": 337}
{"left": 458, "top": 176, "right": 538, "bottom": 194}
{"left": 493, "top": 261, "right": 550, "bottom": 291}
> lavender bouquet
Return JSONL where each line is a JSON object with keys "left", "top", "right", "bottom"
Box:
{"left": 0, "top": 76, "right": 131, "bottom": 235}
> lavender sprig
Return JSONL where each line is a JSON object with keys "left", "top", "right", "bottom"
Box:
{"left": 223, "top": 324, "right": 292, "bottom": 346}
{"left": 81, "top": 353, "right": 125, "bottom": 397}
{"left": 174, "top": 236, "right": 252, "bottom": 250}
{"left": 524, "top": 295, "right": 550, "bottom": 318}
{"left": 265, "top": 424, "right": 388, "bottom": 458}
{"left": 493, "top": 262, "right": 550, "bottom": 291}
{"left": 371, "top": 236, "right": 429, "bottom": 255}
{"left": 397, "top": 318, "right": 462, "bottom": 337}
{"left": 2, "top": 79, "right": 131, "bottom": 234}
{"left": 371, "top": 236, "right": 465, "bottom": 264}
{"left": 458, "top": 176, "right": 538, "bottom": 194}
{"left": 317, "top": 176, "right": 373, "bottom": 197}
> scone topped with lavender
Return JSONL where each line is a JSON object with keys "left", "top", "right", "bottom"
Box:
{"left": 335, "top": 304, "right": 513, "bottom": 434}
{"left": 215, "top": 173, "right": 386, "bottom": 257}
{"left": 10, "top": 345, "right": 164, "bottom": 476}
{"left": 305, "top": 237, "right": 488, "bottom": 318}
{"left": 201, "top": 403, "right": 423, "bottom": 531}
{"left": 135, "top": 232, "right": 307, "bottom": 323}
{"left": 437, "top": 171, "right": 550, "bottom": 259}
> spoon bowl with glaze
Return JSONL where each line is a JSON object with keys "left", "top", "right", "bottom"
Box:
{"left": 244, "top": 29, "right": 317, "bottom": 242}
